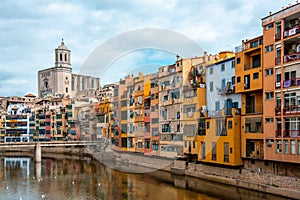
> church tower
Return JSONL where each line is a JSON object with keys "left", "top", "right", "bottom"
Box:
{"left": 55, "top": 39, "right": 71, "bottom": 68}
{"left": 38, "top": 39, "right": 72, "bottom": 98}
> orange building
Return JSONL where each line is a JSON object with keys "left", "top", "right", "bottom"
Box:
{"left": 262, "top": 3, "right": 300, "bottom": 163}
{"left": 235, "top": 36, "right": 264, "bottom": 164}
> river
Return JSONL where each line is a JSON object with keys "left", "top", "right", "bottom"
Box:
{"left": 0, "top": 153, "right": 291, "bottom": 200}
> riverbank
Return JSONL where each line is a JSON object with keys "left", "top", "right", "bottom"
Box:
{"left": 2, "top": 145, "right": 299, "bottom": 199}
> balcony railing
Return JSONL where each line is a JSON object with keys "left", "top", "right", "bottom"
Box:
{"left": 283, "top": 105, "right": 300, "bottom": 114}
{"left": 275, "top": 33, "right": 281, "bottom": 41}
{"left": 284, "top": 130, "right": 300, "bottom": 138}
{"left": 282, "top": 78, "right": 300, "bottom": 88}
{"left": 283, "top": 53, "right": 300, "bottom": 63}
{"left": 283, "top": 25, "right": 300, "bottom": 39}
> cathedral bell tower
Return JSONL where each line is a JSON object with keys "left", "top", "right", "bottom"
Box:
{"left": 55, "top": 39, "right": 71, "bottom": 68}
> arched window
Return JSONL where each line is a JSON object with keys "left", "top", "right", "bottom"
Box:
{"left": 60, "top": 53, "right": 62, "bottom": 61}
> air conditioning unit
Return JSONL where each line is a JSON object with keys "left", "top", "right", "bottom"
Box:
{"left": 276, "top": 82, "right": 281, "bottom": 87}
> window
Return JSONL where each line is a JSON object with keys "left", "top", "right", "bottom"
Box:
{"left": 200, "top": 142, "right": 205, "bottom": 160}
{"left": 152, "top": 128, "right": 158, "bottom": 136}
{"left": 231, "top": 76, "right": 235, "bottom": 85}
{"left": 232, "top": 60, "right": 235, "bottom": 68}
{"left": 171, "top": 90, "right": 180, "bottom": 99}
{"left": 276, "top": 140, "right": 282, "bottom": 153}
{"left": 284, "top": 140, "right": 289, "bottom": 154}
{"left": 210, "top": 67, "right": 213, "bottom": 75}
{"left": 236, "top": 58, "right": 241, "bottom": 64}
{"left": 164, "top": 95, "right": 168, "bottom": 101}
{"left": 215, "top": 101, "right": 220, "bottom": 111}
{"left": 253, "top": 72, "right": 259, "bottom": 80}
{"left": 121, "top": 111, "right": 127, "bottom": 120}
{"left": 228, "top": 120, "right": 232, "bottom": 129}
{"left": 265, "top": 118, "right": 274, "bottom": 123}
{"left": 66, "top": 87, "right": 68, "bottom": 93}
{"left": 152, "top": 141, "right": 159, "bottom": 150}
{"left": 91, "top": 79, "right": 94, "bottom": 88}
{"left": 265, "top": 23, "right": 274, "bottom": 30}
{"left": 121, "top": 100, "right": 127, "bottom": 107}
{"left": 210, "top": 82, "right": 213, "bottom": 92}
{"left": 265, "top": 68, "right": 274, "bottom": 76}
{"left": 212, "top": 142, "right": 217, "bottom": 160}
{"left": 145, "top": 140, "right": 150, "bottom": 148}
{"left": 224, "top": 142, "right": 229, "bottom": 162}
{"left": 206, "top": 122, "right": 210, "bottom": 129}
{"left": 298, "top": 141, "right": 300, "bottom": 155}
{"left": 265, "top": 45, "right": 274, "bottom": 53}
{"left": 151, "top": 118, "right": 159, "bottom": 124}
{"left": 266, "top": 92, "right": 274, "bottom": 100}
{"left": 71, "top": 78, "right": 75, "bottom": 91}
{"left": 237, "top": 76, "right": 241, "bottom": 83}
{"left": 216, "top": 119, "right": 226, "bottom": 136}
{"left": 291, "top": 140, "right": 296, "bottom": 154}
{"left": 221, "top": 64, "right": 225, "bottom": 71}
{"left": 250, "top": 40, "right": 259, "bottom": 48}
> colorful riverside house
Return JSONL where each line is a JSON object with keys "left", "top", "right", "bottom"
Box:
{"left": 125, "top": 76, "right": 135, "bottom": 152}
{"left": 133, "top": 72, "right": 145, "bottom": 153}
{"left": 150, "top": 73, "right": 160, "bottom": 156}
{"left": 262, "top": 3, "right": 300, "bottom": 165}
{"left": 96, "top": 83, "right": 115, "bottom": 142}
{"left": 66, "top": 103, "right": 77, "bottom": 141}
{"left": 183, "top": 53, "right": 217, "bottom": 161}
{"left": 197, "top": 52, "right": 242, "bottom": 166}
{"left": 4, "top": 96, "right": 36, "bottom": 143}
{"left": 0, "top": 112, "right": 6, "bottom": 142}
{"left": 158, "top": 62, "right": 183, "bottom": 158}
{"left": 120, "top": 78, "right": 129, "bottom": 151}
{"left": 111, "top": 83, "right": 120, "bottom": 149}
{"left": 235, "top": 36, "right": 264, "bottom": 166}
{"left": 143, "top": 74, "right": 152, "bottom": 155}
{"left": 35, "top": 108, "right": 52, "bottom": 141}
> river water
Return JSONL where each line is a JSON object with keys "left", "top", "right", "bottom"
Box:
{"left": 0, "top": 154, "right": 290, "bottom": 200}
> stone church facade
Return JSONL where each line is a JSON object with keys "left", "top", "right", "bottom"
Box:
{"left": 38, "top": 40, "right": 99, "bottom": 98}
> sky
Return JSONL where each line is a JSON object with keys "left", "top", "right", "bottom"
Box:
{"left": 0, "top": 0, "right": 295, "bottom": 96}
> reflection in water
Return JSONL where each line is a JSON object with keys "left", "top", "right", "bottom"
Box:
{"left": 0, "top": 155, "right": 290, "bottom": 200}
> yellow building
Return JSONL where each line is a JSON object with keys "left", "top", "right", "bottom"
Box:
{"left": 196, "top": 52, "right": 243, "bottom": 166}
{"left": 133, "top": 72, "right": 145, "bottom": 153}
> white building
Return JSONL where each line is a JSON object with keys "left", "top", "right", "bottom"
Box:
{"left": 206, "top": 52, "right": 241, "bottom": 116}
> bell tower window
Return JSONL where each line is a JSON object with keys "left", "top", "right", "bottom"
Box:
{"left": 65, "top": 54, "right": 67, "bottom": 62}
{"left": 60, "top": 53, "right": 62, "bottom": 61}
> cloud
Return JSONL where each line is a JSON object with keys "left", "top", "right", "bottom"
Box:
{"left": 0, "top": 0, "right": 295, "bottom": 96}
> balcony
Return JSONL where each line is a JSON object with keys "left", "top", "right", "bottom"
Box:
{"left": 244, "top": 62, "right": 260, "bottom": 71}
{"left": 284, "top": 130, "right": 300, "bottom": 138}
{"left": 283, "top": 105, "right": 300, "bottom": 115}
{"left": 283, "top": 26, "right": 300, "bottom": 39}
{"left": 283, "top": 53, "right": 300, "bottom": 63}
{"left": 275, "top": 33, "right": 281, "bottom": 41}
{"left": 282, "top": 78, "right": 300, "bottom": 88}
